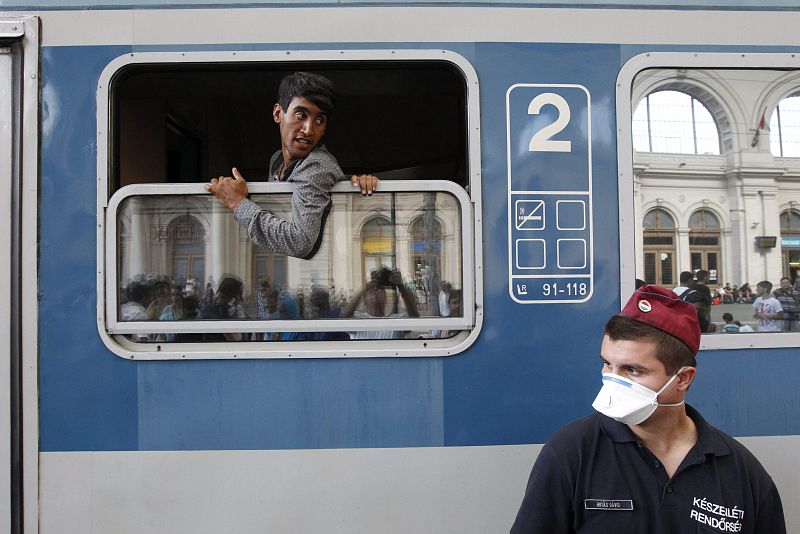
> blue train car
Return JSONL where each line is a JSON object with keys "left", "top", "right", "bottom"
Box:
{"left": 1, "top": 1, "right": 799, "bottom": 532}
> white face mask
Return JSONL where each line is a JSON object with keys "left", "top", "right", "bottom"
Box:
{"left": 591, "top": 367, "right": 687, "bottom": 425}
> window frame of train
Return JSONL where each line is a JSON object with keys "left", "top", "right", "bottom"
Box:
{"left": 96, "top": 50, "right": 483, "bottom": 360}
{"left": 617, "top": 52, "right": 800, "bottom": 351}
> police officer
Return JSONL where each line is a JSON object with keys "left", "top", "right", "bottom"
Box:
{"left": 511, "top": 285, "right": 785, "bottom": 534}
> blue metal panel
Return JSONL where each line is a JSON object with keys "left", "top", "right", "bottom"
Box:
{"left": 444, "top": 43, "right": 623, "bottom": 446}
{"left": 691, "top": 349, "right": 800, "bottom": 438}
{"left": 37, "top": 41, "right": 800, "bottom": 454}
{"left": 137, "top": 358, "right": 444, "bottom": 450}
{"left": 39, "top": 45, "right": 140, "bottom": 451}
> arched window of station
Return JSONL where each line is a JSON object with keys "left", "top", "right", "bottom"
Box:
{"left": 632, "top": 90, "right": 721, "bottom": 155}
{"left": 780, "top": 208, "right": 800, "bottom": 281}
{"left": 643, "top": 208, "right": 677, "bottom": 287}
{"left": 409, "top": 213, "right": 444, "bottom": 315}
{"left": 168, "top": 215, "right": 206, "bottom": 289}
{"left": 360, "top": 216, "right": 396, "bottom": 281}
{"left": 770, "top": 91, "right": 800, "bottom": 158}
{"left": 688, "top": 209, "right": 722, "bottom": 285}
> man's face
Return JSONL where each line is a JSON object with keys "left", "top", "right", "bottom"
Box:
{"left": 781, "top": 278, "right": 791, "bottom": 291}
{"left": 274, "top": 96, "right": 328, "bottom": 164}
{"left": 599, "top": 335, "right": 679, "bottom": 403}
{"left": 756, "top": 284, "right": 769, "bottom": 297}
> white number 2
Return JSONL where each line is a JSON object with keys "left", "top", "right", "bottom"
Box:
{"left": 528, "top": 93, "right": 571, "bottom": 153}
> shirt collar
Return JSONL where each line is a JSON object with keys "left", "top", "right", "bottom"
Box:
{"left": 270, "top": 144, "right": 328, "bottom": 181}
{"left": 599, "top": 404, "right": 731, "bottom": 457}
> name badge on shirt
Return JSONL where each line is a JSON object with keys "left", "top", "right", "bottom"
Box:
{"left": 584, "top": 499, "right": 634, "bottom": 511}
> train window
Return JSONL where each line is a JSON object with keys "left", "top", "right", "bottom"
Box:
{"left": 618, "top": 53, "right": 800, "bottom": 350}
{"left": 109, "top": 58, "right": 469, "bottom": 193}
{"left": 97, "top": 51, "right": 483, "bottom": 359}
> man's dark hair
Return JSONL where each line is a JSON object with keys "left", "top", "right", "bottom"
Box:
{"left": 694, "top": 270, "right": 709, "bottom": 283}
{"left": 722, "top": 312, "right": 733, "bottom": 322}
{"left": 679, "top": 271, "right": 694, "bottom": 285}
{"left": 604, "top": 315, "right": 696, "bottom": 374}
{"left": 277, "top": 72, "right": 336, "bottom": 115}
{"left": 757, "top": 280, "right": 772, "bottom": 292}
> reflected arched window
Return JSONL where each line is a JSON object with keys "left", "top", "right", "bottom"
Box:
{"left": 770, "top": 92, "right": 800, "bottom": 157}
{"left": 780, "top": 209, "right": 800, "bottom": 235}
{"left": 780, "top": 209, "right": 800, "bottom": 282}
{"left": 361, "top": 216, "right": 396, "bottom": 280}
{"left": 689, "top": 209, "right": 721, "bottom": 284}
{"left": 642, "top": 208, "right": 676, "bottom": 286}
{"left": 643, "top": 208, "right": 675, "bottom": 233}
{"left": 633, "top": 90, "right": 721, "bottom": 155}
{"left": 169, "top": 215, "right": 206, "bottom": 287}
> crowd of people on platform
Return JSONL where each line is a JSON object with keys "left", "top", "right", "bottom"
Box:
{"left": 119, "top": 270, "right": 462, "bottom": 342}
{"left": 665, "top": 270, "right": 800, "bottom": 333}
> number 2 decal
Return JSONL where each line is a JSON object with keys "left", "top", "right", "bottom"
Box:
{"left": 528, "top": 93, "right": 571, "bottom": 153}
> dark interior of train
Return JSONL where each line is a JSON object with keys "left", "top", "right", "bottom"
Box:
{"left": 111, "top": 60, "right": 469, "bottom": 193}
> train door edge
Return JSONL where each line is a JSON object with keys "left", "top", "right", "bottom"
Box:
{"left": 0, "top": 16, "right": 40, "bottom": 534}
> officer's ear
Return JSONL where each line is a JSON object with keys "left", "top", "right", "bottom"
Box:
{"left": 676, "top": 366, "right": 696, "bottom": 392}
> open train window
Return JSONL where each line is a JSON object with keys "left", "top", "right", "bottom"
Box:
{"left": 109, "top": 58, "right": 468, "bottom": 192}
{"left": 96, "top": 50, "right": 483, "bottom": 359}
{"left": 617, "top": 52, "right": 800, "bottom": 350}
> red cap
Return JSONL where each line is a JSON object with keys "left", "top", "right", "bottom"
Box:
{"left": 619, "top": 285, "right": 701, "bottom": 354}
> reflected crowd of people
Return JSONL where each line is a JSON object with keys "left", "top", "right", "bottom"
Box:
{"left": 119, "top": 268, "right": 463, "bottom": 343}
{"left": 667, "top": 270, "right": 800, "bottom": 334}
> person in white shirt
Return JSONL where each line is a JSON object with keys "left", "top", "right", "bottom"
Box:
{"left": 752, "top": 280, "right": 783, "bottom": 332}
{"left": 672, "top": 271, "right": 693, "bottom": 297}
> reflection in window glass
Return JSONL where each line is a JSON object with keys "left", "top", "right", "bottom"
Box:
{"left": 642, "top": 208, "right": 676, "bottom": 286}
{"left": 115, "top": 191, "right": 463, "bottom": 340}
{"left": 770, "top": 93, "right": 800, "bottom": 157}
{"left": 631, "top": 67, "right": 800, "bottom": 341}
{"left": 633, "top": 91, "right": 720, "bottom": 155}
{"left": 781, "top": 209, "right": 800, "bottom": 284}
{"left": 361, "top": 216, "right": 396, "bottom": 281}
{"left": 688, "top": 209, "right": 721, "bottom": 284}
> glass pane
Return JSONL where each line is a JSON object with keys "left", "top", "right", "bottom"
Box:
{"left": 693, "top": 99, "right": 721, "bottom": 155}
{"left": 771, "top": 95, "right": 800, "bottom": 158}
{"left": 707, "top": 253, "right": 718, "bottom": 284}
{"left": 116, "top": 191, "right": 463, "bottom": 337}
{"left": 644, "top": 252, "right": 656, "bottom": 284}
{"left": 660, "top": 252, "right": 674, "bottom": 285}
{"left": 689, "top": 236, "right": 719, "bottom": 246}
{"left": 632, "top": 100, "right": 650, "bottom": 152}
{"left": 691, "top": 253, "right": 702, "bottom": 272}
{"left": 643, "top": 235, "right": 674, "bottom": 245}
{"left": 642, "top": 210, "right": 657, "bottom": 229}
{"left": 644, "top": 208, "right": 674, "bottom": 230}
{"left": 702, "top": 210, "right": 720, "bottom": 229}
{"left": 656, "top": 209, "right": 675, "bottom": 229}
{"left": 782, "top": 210, "right": 800, "bottom": 233}
{"left": 639, "top": 91, "right": 720, "bottom": 155}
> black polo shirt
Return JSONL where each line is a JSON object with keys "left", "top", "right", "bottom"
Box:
{"left": 511, "top": 406, "right": 785, "bottom": 534}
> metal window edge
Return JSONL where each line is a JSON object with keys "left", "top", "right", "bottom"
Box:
{"left": 95, "top": 48, "right": 483, "bottom": 359}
